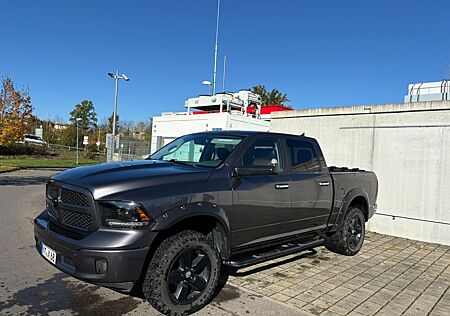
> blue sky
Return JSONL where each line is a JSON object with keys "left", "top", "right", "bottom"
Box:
{"left": 2, "top": 0, "right": 450, "bottom": 122}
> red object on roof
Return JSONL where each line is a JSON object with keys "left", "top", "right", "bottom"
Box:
{"left": 192, "top": 110, "right": 216, "bottom": 115}
{"left": 192, "top": 104, "right": 292, "bottom": 116}
{"left": 247, "top": 104, "right": 292, "bottom": 115}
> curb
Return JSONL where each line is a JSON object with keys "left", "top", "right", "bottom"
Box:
{"left": 0, "top": 167, "right": 22, "bottom": 174}
{"left": 0, "top": 167, "right": 68, "bottom": 174}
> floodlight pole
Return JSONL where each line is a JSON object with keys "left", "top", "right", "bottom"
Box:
{"left": 112, "top": 69, "right": 119, "bottom": 139}
{"left": 201, "top": 80, "right": 213, "bottom": 96}
{"left": 107, "top": 70, "right": 129, "bottom": 162}
{"left": 76, "top": 118, "right": 81, "bottom": 165}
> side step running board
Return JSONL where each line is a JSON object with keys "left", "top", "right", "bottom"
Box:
{"left": 224, "top": 239, "right": 324, "bottom": 269}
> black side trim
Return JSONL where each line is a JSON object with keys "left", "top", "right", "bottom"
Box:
{"left": 224, "top": 239, "right": 324, "bottom": 268}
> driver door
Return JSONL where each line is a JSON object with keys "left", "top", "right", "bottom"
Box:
{"left": 230, "top": 136, "right": 291, "bottom": 249}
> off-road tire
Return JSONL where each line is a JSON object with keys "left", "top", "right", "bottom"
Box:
{"left": 324, "top": 207, "right": 365, "bottom": 256}
{"left": 142, "top": 230, "right": 221, "bottom": 316}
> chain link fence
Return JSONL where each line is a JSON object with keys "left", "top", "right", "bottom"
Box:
{"left": 113, "top": 136, "right": 152, "bottom": 161}
{"left": 45, "top": 135, "right": 151, "bottom": 162}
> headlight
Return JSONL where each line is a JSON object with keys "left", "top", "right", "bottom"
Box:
{"left": 98, "top": 201, "right": 153, "bottom": 229}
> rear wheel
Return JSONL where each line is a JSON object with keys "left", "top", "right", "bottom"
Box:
{"left": 142, "top": 230, "right": 221, "bottom": 315}
{"left": 325, "top": 207, "right": 365, "bottom": 256}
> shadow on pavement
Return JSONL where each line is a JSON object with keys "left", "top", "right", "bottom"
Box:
{"left": 0, "top": 273, "right": 143, "bottom": 315}
{"left": 199, "top": 249, "right": 318, "bottom": 304}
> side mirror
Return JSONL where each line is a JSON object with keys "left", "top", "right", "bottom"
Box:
{"left": 270, "top": 158, "right": 278, "bottom": 167}
{"left": 233, "top": 166, "right": 276, "bottom": 177}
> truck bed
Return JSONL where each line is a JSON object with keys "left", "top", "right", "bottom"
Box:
{"left": 328, "top": 166, "right": 378, "bottom": 224}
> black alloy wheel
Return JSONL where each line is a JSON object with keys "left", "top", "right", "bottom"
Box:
{"left": 142, "top": 230, "right": 221, "bottom": 316}
{"left": 347, "top": 216, "right": 363, "bottom": 251}
{"left": 167, "top": 247, "right": 212, "bottom": 304}
{"left": 324, "top": 206, "right": 366, "bottom": 256}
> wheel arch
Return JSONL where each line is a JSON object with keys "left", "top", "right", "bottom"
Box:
{"left": 330, "top": 188, "right": 369, "bottom": 233}
{"left": 348, "top": 195, "right": 369, "bottom": 221}
{"left": 151, "top": 202, "right": 232, "bottom": 260}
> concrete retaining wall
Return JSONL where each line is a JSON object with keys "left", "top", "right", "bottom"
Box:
{"left": 270, "top": 101, "right": 450, "bottom": 245}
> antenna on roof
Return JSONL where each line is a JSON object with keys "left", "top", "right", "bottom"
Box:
{"left": 212, "top": 0, "right": 221, "bottom": 95}
{"left": 300, "top": 132, "right": 305, "bottom": 136}
{"left": 222, "top": 55, "right": 227, "bottom": 92}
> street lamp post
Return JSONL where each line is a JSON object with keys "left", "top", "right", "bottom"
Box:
{"left": 202, "top": 80, "right": 212, "bottom": 95}
{"left": 76, "top": 118, "right": 82, "bottom": 165}
{"left": 107, "top": 70, "right": 130, "bottom": 162}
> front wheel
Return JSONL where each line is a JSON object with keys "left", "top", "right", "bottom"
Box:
{"left": 324, "top": 207, "right": 365, "bottom": 256}
{"left": 142, "top": 230, "right": 221, "bottom": 315}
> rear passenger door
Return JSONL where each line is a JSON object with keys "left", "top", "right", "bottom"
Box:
{"left": 286, "top": 137, "right": 333, "bottom": 233}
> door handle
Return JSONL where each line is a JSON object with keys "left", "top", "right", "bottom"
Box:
{"left": 275, "top": 184, "right": 289, "bottom": 190}
{"left": 319, "top": 181, "right": 330, "bottom": 187}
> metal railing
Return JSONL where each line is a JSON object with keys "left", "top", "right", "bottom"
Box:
{"left": 44, "top": 142, "right": 149, "bottom": 162}
{"left": 113, "top": 153, "right": 145, "bottom": 162}
{"left": 47, "top": 143, "right": 85, "bottom": 151}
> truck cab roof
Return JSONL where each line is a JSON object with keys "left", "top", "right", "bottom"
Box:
{"left": 188, "top": 130, "right": 308, "bottom": 139}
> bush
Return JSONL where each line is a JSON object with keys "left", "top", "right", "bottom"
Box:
{"left": 83, "top": 151, "right": 105, "bottom": 161}
{"left": 83, "top": 151, "right": 97, "bottom": 160}
{"left": 0, "top": 144, "right": 49, "bottom": 156}
{"left": 59, "top": 125, "right": 77, "bottom": 147}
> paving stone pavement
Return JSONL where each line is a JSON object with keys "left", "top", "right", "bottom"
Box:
{"left": 227, "top": 232, "right": 450, "bottom": 316}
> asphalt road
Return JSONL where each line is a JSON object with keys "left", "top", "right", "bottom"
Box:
{"left": 0, "top": 169, "right": 307, "bottom": 316}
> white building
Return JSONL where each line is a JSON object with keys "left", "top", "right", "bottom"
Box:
{"left": 151, "top": 91, "right": 270, "bottom": 153}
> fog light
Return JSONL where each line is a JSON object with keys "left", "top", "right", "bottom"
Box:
{"left": 95, "top": 258, "right": 108, "bottom": 274}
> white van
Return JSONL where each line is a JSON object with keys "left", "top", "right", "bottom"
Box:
{"left": 24, "top": 134, "right": 47, "bottom": 146}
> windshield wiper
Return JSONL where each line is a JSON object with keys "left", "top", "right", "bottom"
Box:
{"left": 168, "top": 159, "right": 195, "bottom": 166}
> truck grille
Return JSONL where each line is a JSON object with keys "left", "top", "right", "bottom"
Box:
{"left": 46, "top": 182, "right": 97, "bottom": 232}
{"left": 60, "top": 188, "right": 89, "bottom": 207}
{"left": 60, "top": 207, "right": 93, "bottom": 230}
{"left": 47, "top": 203, "right": 58, "bottom": 219}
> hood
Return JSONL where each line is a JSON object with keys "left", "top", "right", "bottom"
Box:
{"left": 52, "top": 160, "right": 212, "bottom": 199}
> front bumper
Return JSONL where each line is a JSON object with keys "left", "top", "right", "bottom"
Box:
{"left": 34, "top": 211, "right": 157, "bottom": 292}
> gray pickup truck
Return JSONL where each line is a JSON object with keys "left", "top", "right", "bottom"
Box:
{"left": 34, "top": 131, "right": 378, "bottom": 315}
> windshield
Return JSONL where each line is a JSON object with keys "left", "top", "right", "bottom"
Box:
{"left": 150, "top": 134, "right": 244, "bottom": 168}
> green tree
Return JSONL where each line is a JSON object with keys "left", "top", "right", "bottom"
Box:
{"left": 251, "top": 85, "right": 290, "bottom": 105}
{"left": 59, "top": 125, "right": 78, "bottom": 147}
{"left": 42, "top": 121, "right": 61, "bottom": 144}
{"left": 108, "top": 112, "right": 119, "bottom": 134}
{"left": 69, "top": 100, "right": 97, "bottom": 130}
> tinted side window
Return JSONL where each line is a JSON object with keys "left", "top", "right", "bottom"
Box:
{"left": 242, "top": 137, "right": 283, "bottom": 172}
{"left": 286, "top": 138, "right": 321, "bottom": 173}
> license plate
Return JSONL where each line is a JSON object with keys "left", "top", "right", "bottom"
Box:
{"left": 41, "top": 243, "right": 57, "bottom": 265}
